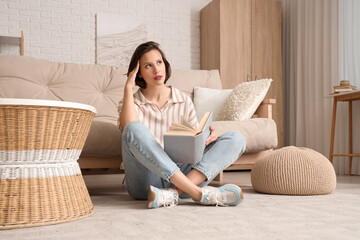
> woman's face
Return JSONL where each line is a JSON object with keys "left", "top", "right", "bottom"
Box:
{"left": 139, "top": 49, "right": 166, "bottom": 88}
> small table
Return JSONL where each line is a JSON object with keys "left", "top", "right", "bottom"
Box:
{"left": 329, "top": 90, "right": 360, "bottom": 175}
{"left": 0, "top": 98, "right": 96, "bottom": 229}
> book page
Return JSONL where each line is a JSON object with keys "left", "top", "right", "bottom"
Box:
{"left": 169, "top": 122, "right": 197, "bottom": 133}
{"left": 180, "top": 116, "right": 196, "bottom": 131}
{"left": 166, "top": 112, "right": 211, "bottom": 136}
{"left": 165, "top": 130, "right": 196, "bottom": 136}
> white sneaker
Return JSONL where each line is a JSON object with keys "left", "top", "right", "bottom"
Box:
{"left": 147, "top": 185, "right": 179, "bottom": 209}
{"left": 198, "top": 184, "right": 243, "bottom": 206}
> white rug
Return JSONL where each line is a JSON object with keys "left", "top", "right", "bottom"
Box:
{"left": 1, "top": 172, "right": 360, "bottom": 240}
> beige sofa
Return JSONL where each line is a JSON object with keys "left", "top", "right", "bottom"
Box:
{"left": 0, "top": 54, "right": 277, "bottom": 180}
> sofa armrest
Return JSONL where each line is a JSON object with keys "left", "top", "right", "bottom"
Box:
{"left": 253, "top": 98, "right": 276, "bottom": 119}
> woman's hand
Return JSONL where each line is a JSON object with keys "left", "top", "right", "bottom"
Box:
{"left": 206, "top": 125, "right": 218, "bottom": 146}
{"left": 126, "top": 61, "right": 139, "bottom": 89}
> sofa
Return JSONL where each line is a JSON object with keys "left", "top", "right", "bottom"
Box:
{"left": 0, "top": 54, "right": 278, "bottom": 181}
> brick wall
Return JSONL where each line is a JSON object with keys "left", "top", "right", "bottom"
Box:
{"left": 0, "top": 0, "right": 211, "bottom": 69}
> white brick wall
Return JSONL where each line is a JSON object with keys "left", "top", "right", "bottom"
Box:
{"left": 0, "top": 0, "right": 212, "bottom": 69}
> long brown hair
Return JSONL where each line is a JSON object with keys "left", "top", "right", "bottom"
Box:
{"left": 127, "top": 41, "right": 172, "bottom": 89}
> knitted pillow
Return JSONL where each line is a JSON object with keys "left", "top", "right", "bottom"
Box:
{"left": 217, "top": 79, "right": 272, "bottom": 121}
{"left": 251, "top": 146, "right": 337, "bottom": 195}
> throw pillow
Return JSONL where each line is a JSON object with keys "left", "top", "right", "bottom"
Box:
{"left": 193, "top": 87, "right": 232, "bottom": 121}
{"left": 217, "top": 79, "right": 273, "bottom": 121}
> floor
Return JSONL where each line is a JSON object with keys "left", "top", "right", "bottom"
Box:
{"left": 83, "top": 170, "right": 360, "bottom": 196}
{"left": 1, "top": 171, "right": 360, "bottom": 240}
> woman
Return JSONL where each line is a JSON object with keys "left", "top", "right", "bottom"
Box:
{"left": 119, "top": 41, "right": 246, "bottom": 208}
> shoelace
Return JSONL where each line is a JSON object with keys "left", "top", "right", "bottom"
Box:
{"left": 161, "top": 191, "right": 178, "bottom": 208}
{"left": 207, "top": 191, "right": 223, "bottom": 206}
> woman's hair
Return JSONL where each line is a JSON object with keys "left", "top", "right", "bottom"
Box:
{"left": 127, "top": 41, "right": 172, "bottom": 89}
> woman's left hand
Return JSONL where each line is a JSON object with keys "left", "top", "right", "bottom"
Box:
{"left": 206, "top": 125, "right": 218, "bottom": 146}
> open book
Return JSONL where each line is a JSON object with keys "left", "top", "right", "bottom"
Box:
{"left": 163, "top": 111, "right": 213, "bottom": 165}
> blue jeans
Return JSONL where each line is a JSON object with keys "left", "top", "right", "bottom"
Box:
{"left": 121, "top": 121, "right": 246, "bottom": 200}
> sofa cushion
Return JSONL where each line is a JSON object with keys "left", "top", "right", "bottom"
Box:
{"left": 217, "top": 79, "right": 272, "bottom": 121}
{"left": 212, "top": 118, "right": 278, "bottom": 153}
{"left": 82, "top": 118, "right": 277, "bottom": 157}
{"left": 193, "top": 87, "right": 232, "bottom": 121}
{"left": 168, "top": 69, "right": 222, "bottom": 98}
{"left": 0, "top": 55, "right": 127, "bottom": 125}
{"left": 82, "top": 120, "right": 122, "bottom": 157}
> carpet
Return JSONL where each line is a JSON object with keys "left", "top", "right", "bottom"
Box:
{"left": 1, "top": 172, "right": 360, "bottom": 240}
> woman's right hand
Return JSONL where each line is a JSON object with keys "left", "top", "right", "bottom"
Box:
{"left": 126, "top": 61, "right": 139, "bottom": 89}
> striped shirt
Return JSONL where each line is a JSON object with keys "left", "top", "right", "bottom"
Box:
{"left": 119, "top": 86, "right": 198, "bottom": 147}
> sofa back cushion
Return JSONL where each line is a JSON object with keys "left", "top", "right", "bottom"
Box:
{"left": 0, "top": 55, "right": 223, "bottom": 157}
{"left": 0, "top": 55, "right": 126, "bottom": 125}
{"left": 168, "top": 69, "right": 222, "bottom": 98}
{"left": 0, "top": 55, "right": 222, "bottom": 122}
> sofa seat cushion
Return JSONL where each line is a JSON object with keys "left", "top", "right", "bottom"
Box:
{"left": 81, "top": 120, "right": 122, "bottom": 157}
{"left": 82, "top": 118, "right": 277, "bottom": 157}
{"left": 212, "top": 118, "right": 278, "bottom": 153}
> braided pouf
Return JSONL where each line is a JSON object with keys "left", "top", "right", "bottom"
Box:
{"left": 251, "top": 146, "right": 336, "bottom": 195}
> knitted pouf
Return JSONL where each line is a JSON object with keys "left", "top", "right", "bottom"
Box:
{"left": 251, "top": 146, "right": 336, "bottom": 195}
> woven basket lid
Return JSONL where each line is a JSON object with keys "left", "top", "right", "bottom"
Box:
{"left": 0, "top": 98, "right": 97, "bottom": 113}
{"left": 251, "top": 146, "right": 336, "bottom": 195}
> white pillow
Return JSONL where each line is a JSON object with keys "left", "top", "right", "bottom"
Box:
{"left": 217, "top": 79, "right": 273, "bottom": 121}
{"left": 193, "top": 87, "right": 232, "bottom": 121}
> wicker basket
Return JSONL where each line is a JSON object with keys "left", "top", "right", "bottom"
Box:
{"left": 0, "top": 98, "right": 96, "bottom": 229}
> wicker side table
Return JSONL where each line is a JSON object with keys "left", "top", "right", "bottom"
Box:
{"left": 0, "top": 98, "right": 96, "bottom": 229}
